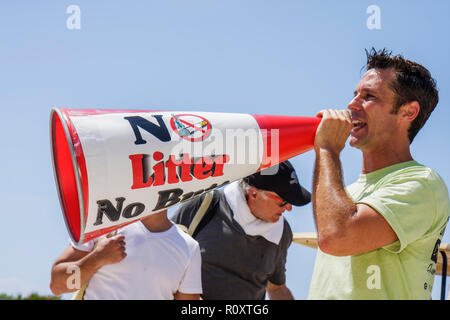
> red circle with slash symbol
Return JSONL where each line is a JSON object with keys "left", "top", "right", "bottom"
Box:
{"left": 170, "top": 114, "right": 212, "bottom": 142}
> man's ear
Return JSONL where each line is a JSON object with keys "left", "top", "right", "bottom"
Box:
{"left": 400, "top": 101, "right": 420, "bottom": 122}
{"left": 249, "top": 187, "right": 258, "bottom": 200}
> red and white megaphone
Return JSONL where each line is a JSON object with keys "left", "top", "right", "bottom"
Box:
{"left": 50, "top": 108, "right": 320, "bottom": 244}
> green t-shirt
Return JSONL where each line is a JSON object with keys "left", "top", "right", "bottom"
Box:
{"left": 308, "top": 161, "right": 449, "bottom": 300}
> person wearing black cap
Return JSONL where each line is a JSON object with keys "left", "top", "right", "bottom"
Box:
{"left": 171, "top": 160, "right": 311, "bottom": 300}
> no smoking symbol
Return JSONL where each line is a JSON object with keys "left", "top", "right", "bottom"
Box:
{"left": 170, "top": 114, "right": 212, "bottom": 142}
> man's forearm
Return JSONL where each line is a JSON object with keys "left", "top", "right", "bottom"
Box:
{"left": 50, "top": 252, "right": 103, "bottom": 295}
{"left": 313, "top": 148, "right": 356, "bottom": 246}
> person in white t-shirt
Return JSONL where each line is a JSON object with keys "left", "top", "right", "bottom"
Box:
{"left": 50, "top": 209, "right": 202, "bottom": 300}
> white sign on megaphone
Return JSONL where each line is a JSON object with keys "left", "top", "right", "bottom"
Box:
{"left": 50, "top": 108, "right": 320, "bottom": 245}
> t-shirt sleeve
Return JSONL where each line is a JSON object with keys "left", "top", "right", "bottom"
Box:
{"left": 356, "top": 171, "right": 436, "bottom": 253}
{"left": 178, "top": 242, "right": 203, "bottom": 294}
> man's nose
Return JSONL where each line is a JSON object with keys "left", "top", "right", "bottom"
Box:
{"left": 347, "top": 96, "right": 362, "bottom": 112}
{"left": 283, "top": 203, "right": 292, "bottom": 212}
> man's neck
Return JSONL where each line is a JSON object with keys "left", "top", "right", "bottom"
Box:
{"left": 361, "top": 144, "right": 413, "bottom": 174}
{"left": 140, "top": 211, "right": 172, "bottom": 233}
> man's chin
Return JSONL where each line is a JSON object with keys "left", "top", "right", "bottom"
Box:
{"left": 349, "top": 136, "right": 363, "bottom": 149}
{"left": 273, "top": 215, "right": 282, "bottom": 223}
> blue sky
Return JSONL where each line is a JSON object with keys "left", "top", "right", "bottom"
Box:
{"left": 1, "top": 1, "right": 449, "bottom": 299}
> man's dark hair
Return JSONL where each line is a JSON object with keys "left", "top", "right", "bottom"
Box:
{"left": 365, "top": 48, "right": 439, "bottom": 143}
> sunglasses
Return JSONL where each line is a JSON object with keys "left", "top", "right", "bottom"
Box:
{"left": 264, "top": 192, "right": 289, "bottom": 207}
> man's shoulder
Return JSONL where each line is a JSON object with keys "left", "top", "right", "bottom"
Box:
{"left": 385, "top": 163, "right": 448, "bottom": 193}
{"left": 417, "top": 165, "right": 449, "bottom": 189}
{"left": 171, "top": 190, "right": 221, "bottom": 226}
{"left": 172, "top": 224, "right": 200, "bottom": 247}
{"left": 349, "top": 162, "right": 447, "bottom": 188}
{"left": 282, "top": 217, "right": 292, "bottom": 232}
{"left": 392, "top": 162, "right": 434, "bottom": 178}
{"left": 171, "top": 193, "right": 208, "bottom": 220}
{"left": 281, "top": 217, "right": 293, "bottom": 245}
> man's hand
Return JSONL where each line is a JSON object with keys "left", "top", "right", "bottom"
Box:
{"left": 93, "top": 234, "right": 127, "bottom": 266}
{"left": 314, "top": 109, "right": 352, "bottom": 154}
{"left": 266, "top": 282, "right": 294, "bottom": 300}
{"left": 50, "top": 234, "right": 127, "bottom": 295}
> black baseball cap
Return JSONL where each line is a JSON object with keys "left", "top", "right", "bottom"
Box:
{"left": 243, "top": 160, "right": 311, "bottom": 206}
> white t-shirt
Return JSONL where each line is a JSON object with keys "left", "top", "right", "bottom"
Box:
{"left": 71, "top": 221, "right": 202, "bottom": 300}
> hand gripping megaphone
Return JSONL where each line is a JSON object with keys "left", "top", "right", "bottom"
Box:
{"left": 50, "top": 108, "right": 320, "bottom": 244}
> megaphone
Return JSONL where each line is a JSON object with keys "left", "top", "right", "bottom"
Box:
{"left": 50, "top": 108, "right": 320, "bottom": 244}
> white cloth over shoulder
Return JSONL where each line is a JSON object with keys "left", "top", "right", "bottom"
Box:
{"left": 224, "top": 181, "right": 284, "bottom": 245}
{"left": 71, "top": 221, "right": 202, "bottom": 299}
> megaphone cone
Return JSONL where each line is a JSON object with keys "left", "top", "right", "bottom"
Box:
{"left": 253, "top": 115, "right": 321, "bottom": 170}
{"left": 50, "top": 108, "right": 320, "bottom": 244}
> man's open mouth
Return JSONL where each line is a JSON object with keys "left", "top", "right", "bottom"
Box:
{"left": 352, "top": 120, "right": 367, "bottom": 131}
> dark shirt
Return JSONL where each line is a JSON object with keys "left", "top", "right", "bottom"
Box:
{"left": 171, "top": 189, "right": 293, "bottom": 300}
